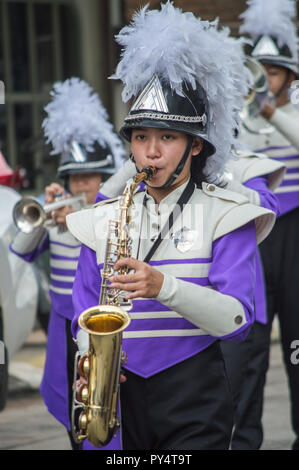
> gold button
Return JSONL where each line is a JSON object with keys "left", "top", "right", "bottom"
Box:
{"left": 207, "top": 184, "right": 216, "bottom": 191}
{"left": 234, "top": 315, "right": 243, "bottom": 325}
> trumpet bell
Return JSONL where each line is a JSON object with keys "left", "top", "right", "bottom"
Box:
{"left": 240, "top": 57, "right": 275, "bottom": 135}
{"left": 13, "top": 197, "right": 46, "bottom": 234}
{"left": 241, "top": 57, "right": 269, "bottom": 121}
{"left": 12, "top": 192, "right": 87, "bottom": 234}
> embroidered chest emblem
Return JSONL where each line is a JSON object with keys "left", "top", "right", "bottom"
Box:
{"left": 171, "top": 226, "right": 198, "bottom": 253}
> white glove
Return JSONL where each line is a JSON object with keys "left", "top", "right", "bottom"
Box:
{"left": 99, "top": 159, "right": 136, "bottom": 198}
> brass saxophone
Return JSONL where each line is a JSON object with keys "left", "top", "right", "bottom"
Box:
{"left": 71, "top": 166, "right": 156, "bottom": 448}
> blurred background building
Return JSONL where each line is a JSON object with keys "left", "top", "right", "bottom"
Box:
{"left": 0, "top": 0, "right": 298, "bottom": 192}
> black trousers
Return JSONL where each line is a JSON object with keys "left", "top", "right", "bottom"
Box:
{"left": 259, "top": 207, "right": 299, "bottom": 450}
{"left": 221, "top": 321, "right": 271, "bottom": 450}
{"left": 65, "top": 319, "right": 82, "bottom": 450}
{"left": 120, "top": 342, "right": 234, "bottom": 450}
{"left": 222, "top": 207, "right": 299, "bottom": 450}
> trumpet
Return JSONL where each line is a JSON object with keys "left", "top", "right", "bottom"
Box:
{"left": 240, "top": 57, "right": 275, "bottom": 135}
{"left": 13, "top": 193, "right": 86, "bottom": 234}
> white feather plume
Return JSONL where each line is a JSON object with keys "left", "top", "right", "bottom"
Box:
{"left": 111, "top": 2, "right": 251, "bottom": 183}
{"left": 239, "top": 0, "right": 298, "bottom": 58}
{"left": 203, "top": 21, "right": 252, "bottom": 172}
{"left": 42, "top": 77, "right": 125, "bottom": 169}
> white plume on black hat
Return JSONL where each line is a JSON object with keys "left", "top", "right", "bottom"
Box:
{"left": 239, "top": 0, "right": 298, "bottom": 74}
{"left": 42, "top": 77, "right": 125, "bottom": 176}
{"left": 205, "top": 20, "right": 253, "bottom": 155}
{"left": 111, "top": 1, "right": 251, "bottom": 183}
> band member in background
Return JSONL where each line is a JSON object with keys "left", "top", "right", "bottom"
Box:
{"left": 220, "top": 147, "right": 285, "bottom": 450}
{"left": 234, "top": 0, "right": 299, "bottom": 450}
{"left": 10, "top": 77, "right": 125, "bottom": 449}
{"left": 66, "top": 2, "right": 276, "bottom": 450}
{"left": 203, "top": 23, "right": 285, "bottom": 450}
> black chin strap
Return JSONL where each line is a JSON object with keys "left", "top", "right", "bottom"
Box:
{"left": 131, "top": 134, "right": 194, "bottom": 190}
{"left": 274, "top": 69, "right": 291, "bottom": 100}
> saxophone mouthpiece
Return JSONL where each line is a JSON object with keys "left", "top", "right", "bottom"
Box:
{"left": 133, "top": 166, "right": 157, "bottom": 187}
{"left": 142, "top": 166, "right": 157, "bottom": 180}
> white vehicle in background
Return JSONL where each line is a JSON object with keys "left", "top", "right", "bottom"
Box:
{"left": 0, "top": 185, "right": 40, "bottom": 410}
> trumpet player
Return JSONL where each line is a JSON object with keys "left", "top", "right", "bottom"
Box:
{"left": 235, "top": 0, "right": 299, "bottom": 450}
{"left": 10, "top": 77, "right": 126, "bottom": 449}
{"left": 66, "top": 3, "right": 277, "bottom": 450}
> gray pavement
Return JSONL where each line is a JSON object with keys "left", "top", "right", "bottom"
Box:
{"left": 0, "top": 327, "right": 296, "bottom": 450}
{"left": 0, "top": 329, "right": 71, "bottom": 450}
{"left": 261, "top": 340, "right": 294, "bottom": 450}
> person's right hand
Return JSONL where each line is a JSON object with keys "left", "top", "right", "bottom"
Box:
{"left": 45, "top": 182, "right": 66, "bottom": 204}
{"left": 260, "top": 101, "right": 276, "bottom": 121}
{"left": 45, "top": 183, "right": 68, "bottom": 220}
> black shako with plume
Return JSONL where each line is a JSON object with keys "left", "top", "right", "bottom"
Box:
{"left": 110, "top": 1, "right": 250, "bottom": 184}
{"left": 240, "top": 0, "right": 299, "bottom": 76}
{"left": 43, "top": 77, "right": 126, "bottom": 178}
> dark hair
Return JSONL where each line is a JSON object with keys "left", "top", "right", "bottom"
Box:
{"left": 190, "top": 143, "right": 210, "bottom": 187}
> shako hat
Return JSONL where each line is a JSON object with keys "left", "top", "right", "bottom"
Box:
{"left": 42, "top": 77, "right": 126, "bottom": 178}
{"left": 111, "top": 2, "right": 251, "bottom": 184}
{"left": 239, "top": 0, "right": 299, "bottom": 76}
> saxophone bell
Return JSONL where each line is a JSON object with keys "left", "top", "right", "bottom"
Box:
{"left": 72, "top": 305, "right": 131, "bottom": 447}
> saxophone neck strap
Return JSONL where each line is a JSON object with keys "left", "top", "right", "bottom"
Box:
{"left": 142, "top": 178, "right": 195, "bottom": 264}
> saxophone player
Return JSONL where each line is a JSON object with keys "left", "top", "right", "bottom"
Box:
{"left": 67, "top": 3, "right": 276, "bottom": 450}
{"left": 10, "top": 78, "right": 125, "bottom": 449}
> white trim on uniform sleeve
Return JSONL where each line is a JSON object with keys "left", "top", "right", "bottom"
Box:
{"left": 243, "top": 158, "right": 286, "bottom": 192}
{"left": 213, "top": 203, "right": 275, "bottom": 245}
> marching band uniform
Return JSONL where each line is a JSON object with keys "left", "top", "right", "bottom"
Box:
{"left": 237, "top": 0, "right": 299, "bottom": 449}
{"left": 67, "top": 3, "right": 275, "bottom": 450}
{"left": 10, "top": 78, "right": 125, "bottom": 449}
{"left": 240, "top": 107, "right": 299, "bottom": 216}
{"left": 224, "top": 150, "right": 285, "bottom": 322}
{"left": 220, "top": 149, "right": 285, "bottom": 449}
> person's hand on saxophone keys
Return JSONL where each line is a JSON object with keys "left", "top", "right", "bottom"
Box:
{"left": 110, "top": 257, "right": 164, "bottom": 300}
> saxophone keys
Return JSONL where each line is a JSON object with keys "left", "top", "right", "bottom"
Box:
{"left": 78, "top": 354, "right": 90, "bottom": 377}
{"left": 79, "top": 412, "right": 88, "bottom": 433}
{"left": 77, "top": 384, "right": 89, "bottom": 404}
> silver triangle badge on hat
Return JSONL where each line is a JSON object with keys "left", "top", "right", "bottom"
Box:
{"left": 131, "top": 75, "right": 169, "bottom": 113}
{"left": 252, "top": 35, "right": 280, "bottom": 57}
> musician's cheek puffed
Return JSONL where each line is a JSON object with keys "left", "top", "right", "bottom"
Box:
{"left": 66, "top": 3, "right": 276, "bottom": 451}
